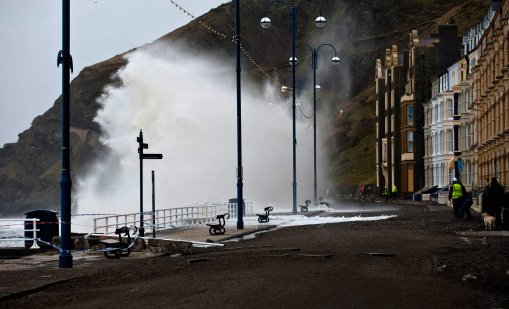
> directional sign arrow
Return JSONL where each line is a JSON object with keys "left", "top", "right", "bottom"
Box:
{"left": 142, "top": 153, "right": 163, "bottom": 160}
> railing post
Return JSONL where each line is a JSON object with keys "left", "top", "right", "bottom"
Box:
{"left": 30, "top": 218, "right": 40, "bottom": 249}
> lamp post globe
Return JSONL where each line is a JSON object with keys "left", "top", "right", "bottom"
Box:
{"left": 260, "top": 17, "right": 271, "bottom": 28}
{"left": 289, "top": 57, "right": 298, "bottom": 66}
{"left": 331, "top": 56, "right": 341, "bottom": 64}
{"left": 315, "top": 16, "right": 326, "bottom": 28}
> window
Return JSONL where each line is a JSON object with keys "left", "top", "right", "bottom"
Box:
{"left": 407, "top": 131, "right": 414, "bottom": 152}
{"left": 465, "top": 161, "right": 472, "bottom": 184}
{"left": 465, "top": 124, "right": 472, "bottom": 148}
{"left": 438, "top": 131, "right": 445, "bottom": 154}
{"left": 407, "top": 105, "right": 414, "bottom": 125}
{"left": 466, "top": 89, "right": 471, "bottom": 110}
{"left": 447, "top": 129, "right": 454, "bottom": 152}
{"left": 433, "top": 132, "right": 440, "bottom": 155}
{"left": 439, "top": 163, "right": 445, "bottom": 186}
{"left": 432, "top": 134, "right": 435, "bottom": 155}
{"left": 433, "top": 134, "right": 437, "bottom": 155}
{"left": 458, "top": 93, "right": 463, "bottom": 114}
{"left": 425, "top": 136, "right": 429, "bottom": 156}
{"left": 426, "top": 137, "right": 433, "bottom": 156}
{"left": 434, "top": 165, "right": 438, "bottom": 185}
{"left": 447, "top": 99, "right": 453, "bottom": 118}
{"left": 437, "top": 132, "right": 441, "bottom": 154}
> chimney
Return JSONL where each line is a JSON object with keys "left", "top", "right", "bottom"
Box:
{"left": 385, "top": 48, "right": 392, "bottom": 67}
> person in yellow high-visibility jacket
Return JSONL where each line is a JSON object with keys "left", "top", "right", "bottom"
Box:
{"left": 391, "top": 185, "right": 398, "bottom": 200}
{"left": 448, "top": 178, "right": 467, "bottom": 218}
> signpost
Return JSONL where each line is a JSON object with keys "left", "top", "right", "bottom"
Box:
{"left": 137, "top": 130, "right": 162, "bottom": 237}
{"left": 152, "top": 170, "right": 156, "bottom": 238}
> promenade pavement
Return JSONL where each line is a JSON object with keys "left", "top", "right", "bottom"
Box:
{"left": 0, "top": 200, "right": 508, "bottom": 308}
{"left": 155, "top": 222, "right": 277, "bottom": 244}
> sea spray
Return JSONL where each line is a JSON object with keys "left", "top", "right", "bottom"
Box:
{"left": 74, "top": 43, "right": 321, "bottom": 229}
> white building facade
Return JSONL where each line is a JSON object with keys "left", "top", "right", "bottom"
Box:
{"left": 424, "top": 66, "right": 458, "bottom": 188}
{"left": 423, "top": 1, "right": 501, "bottom": 190}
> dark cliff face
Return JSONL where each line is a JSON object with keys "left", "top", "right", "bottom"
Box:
{"left": 0, "top": 0, "right": 491, "bottom": 215}
{"left": 0, "top": 55, "right": 127, "bottom": 216}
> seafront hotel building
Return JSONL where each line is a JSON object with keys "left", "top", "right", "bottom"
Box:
{"left": 375, "top": 0, "right": 508, "bottom": 195}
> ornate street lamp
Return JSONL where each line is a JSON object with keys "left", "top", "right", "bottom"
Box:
{"left": 260, "top": 0, "right": 326, "bottom": 214}
{"left": 235, "top": 0, "right": 244, "bottom": 229}
{"left": 299, "top": 44, "right": 340, "bottom": 204}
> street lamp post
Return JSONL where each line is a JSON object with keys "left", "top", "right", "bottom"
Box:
{"left": 235, "top": 0, "right": 244, "bottom": 229}
{"left": 304, "top": 44, "right": 340, "bottom": 204}
{"left": 57, "top": 0, "right": 73, "bottom": 268}
{"left": 260, "top": 0, "right": 326, "bottom": 214}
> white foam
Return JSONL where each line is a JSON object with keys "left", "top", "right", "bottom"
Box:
{"left": 74, "top": 44, "right": 322, "bottom": 219}
{"left": 233, "top": 214, "right": 397, "bottom": 227}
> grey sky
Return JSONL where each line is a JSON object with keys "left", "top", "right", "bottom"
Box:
{"left": 0, "top": 0, "right": 227, "bottom": 146}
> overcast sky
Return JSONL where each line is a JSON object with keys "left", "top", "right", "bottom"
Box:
{"left": 0, "top": 0, "right": 227, "bottom": 146}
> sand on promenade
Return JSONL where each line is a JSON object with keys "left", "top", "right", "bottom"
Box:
{"left": 0, "top": 202, "right": 508, "bottom": 308}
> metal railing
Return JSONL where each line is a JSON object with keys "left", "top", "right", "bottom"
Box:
{"left": 93, "top": 202, "right": 253, "bottom": 235}
{"left": 0, "top": 218, "right": 40, "bottom": 248}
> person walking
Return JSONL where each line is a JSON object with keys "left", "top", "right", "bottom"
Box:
{"left": 359, "top": 185, "right": 365, "bottom": 200}
{"left": 383, "top": 187, "right": 389, "bottom": 201}
{"left": 458, "top": 193, "right": 473, "bottom": 220}
{"left": 487, "top": 177, "right": 505, "bottom": 228}
{"left": 448, "top": 178, "right": 466, "bottom": 219}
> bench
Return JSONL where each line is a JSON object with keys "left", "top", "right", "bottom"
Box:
{"left": 299, "top": 200, "right": 311, "bottom": 212}
{"left": 257, "top": 206, "right": 273, "bottom": 223}
{"left": 206, "top": 213, "right": 230, "bottom": 235}
{"left": 100, "top": 226, "right": 136, "bottom": 259}
{"left": 318, "top": 197, "right": 330, "bottom": 207}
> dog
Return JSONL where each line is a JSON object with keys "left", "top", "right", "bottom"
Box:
{"left": 482, "top": 212, "right": 496, "bottom": 230}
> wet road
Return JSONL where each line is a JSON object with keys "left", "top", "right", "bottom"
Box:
{"left": 320, "top": 198, "right": 408, "bottom": 215}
